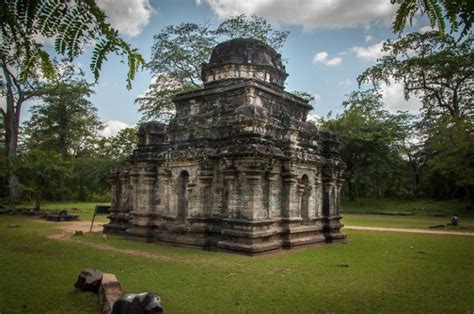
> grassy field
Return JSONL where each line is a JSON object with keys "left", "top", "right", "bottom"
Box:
{"left": 1, "top": 210, "right": 474, "bottom": 313}
{"left": 341, "top": 198, "right": 474, "bottom": 232}
{"left": 17, "top": 201, "right": 111, "bottom": 222}
{"left": 341, "top": 198, "right": 471, "bottom": 216}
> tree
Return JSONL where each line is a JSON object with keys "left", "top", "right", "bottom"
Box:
{"left": 15, "top": 148, "right": 71, "bottom": 210}
{"left": 359, "top": 31, "right": 474, "bottom": 204}
{"left": 22, "top": 79, "right": 102, "bottom": 157}
{"left": 1, "top": 0, "right": 144, "bottom": 207}
{"left": 19, "top": 76, "right": 104, "bottom": 202}
{"left": 137, "top": 14, "right": 289, "bottom": 121}
{"left": 424, "top": 115, "right": 474, "bottom": 203}
{"left": 96, "top": 127, "right": 138, "bottom": 159}
{"left": 322, "top": 89, "right": 408, "bottom": 200}
{"left": 358, "top": 32, "right": 473, "bottom": 121}
{"left": 391, "top": 0, "right": 473, "bottom": 38}
{"left": 73, "top": 127, "right": 138, "bottom": 201}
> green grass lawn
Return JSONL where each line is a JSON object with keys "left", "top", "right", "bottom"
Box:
{"left": 18, "top": 201, "right": 110, "bottom": 222}
{"left": 343, "top": 214, "right": 474, "bottom": 231}
{"left": 341, "top": 198, "right": 471, "bottom": 216}
{"left": 341, "top": 198, "right": 474, "bottom": 232}
{"left": 1, "top": 214, "right": 473, "bottom": 313}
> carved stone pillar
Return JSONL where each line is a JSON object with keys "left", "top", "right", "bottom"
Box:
{"left": 187, "top": 180, "right": 197, "bottom": 217}
{"left": 322, "top": 164, "right": 346, "bottom": 243}
{"left": 197, "top": 169, "right": 213, "bottom": 216}
{"left": 126, "top": 166, "right": 157, "bottom": 242}
{"left": 104, "top": 169, "right": 125, "bottom": 235}
{"left": 267, "top": 171, "right": 280, "bottom": 218}
{"left": 157, "top": 168, "right": 171, "bottom": 216}
{"left": 129, "top": 169, "right": 140, "bottom": 213}
{"left": 223, "top": 168, "right": 238, "bottom": 218}
{"left": 244, "top": 170, "right": 264, "bottom": 220}
{"left": 281, "top": 171, "right": 299, "bottom": 218}
{"left": 297, "top": 183, "right": 305, "bottom": 219}
{"left": 314, "top": 172, "right": 323, "bottom": 218}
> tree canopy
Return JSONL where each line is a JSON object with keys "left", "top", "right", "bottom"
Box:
{"left": 322, "top": 90, "right": 409, "bottom": 200}
{"left": 391, "top": 0, "right": 473, "bottom": 38}
{"left": 358, "top": 31, "right": 473, "bottom": 121}
{"left": 1, "top": 0, "right": 144, "bottom": 87}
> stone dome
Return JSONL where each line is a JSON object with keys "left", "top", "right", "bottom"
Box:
{"left": 201, "top": 38, "right": 288, "bottom": 88}
{"left": 207, "top": 38, "right": 286, "bottom": 73}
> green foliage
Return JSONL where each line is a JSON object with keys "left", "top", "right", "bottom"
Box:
{"left": 17, "top": 77, "right": 137, "bottom": 203}
{"left": 425, "top": 116, "right": 474, "bottom": 191}
{"left": 214, "top": 14, "right": 289, "bottom": 50}
{"left": 291, "top": 90, "right": 316, "bottom": 103}
{"left": 137, "top": 15, "right": 289, "bottom": 121}
{"left": 0, "top": 0, "right": 144, "bottom": 88}
{"left": 358, "top": 32, "right": 473, "bottom": 120}
{"left": 358, "top": 32, "right": 473, "bottom": 202}
{"left": 22, "top": 79, "right": 102, "bottom": 156}
{"left": 14, "top": 148, "right": 71, "bottom": 209}
{"left": 96, "top": 127, "right": 138, "bottom": 160}
{"left": 322, "top": 89, "right": 411, "bottom": 200}
{"left": 391, "top": 0, "right": 473, "bottom": 38}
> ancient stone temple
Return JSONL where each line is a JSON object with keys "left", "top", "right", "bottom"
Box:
{"left": 104, "top": 38, "right": 346, "bottom": 254}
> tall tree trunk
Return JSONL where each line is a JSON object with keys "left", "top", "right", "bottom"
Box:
{"left": 347, "top": 180, "right": 356, "bottom": 201}
{"left": 2, "top": 60, "right": 23, "bottom": 211}
{"left": 34, "top": 188, "right": 43, "bottom": 211}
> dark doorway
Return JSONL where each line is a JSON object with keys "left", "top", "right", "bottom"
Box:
{"left": 177, "top": 170, "right": 189, "bottom": 223}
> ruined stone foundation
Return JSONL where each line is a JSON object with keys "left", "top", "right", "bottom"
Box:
{"left": 104, "top": 38, "right": 346, "bottom": 255}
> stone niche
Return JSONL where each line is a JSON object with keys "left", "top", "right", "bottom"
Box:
{"left": 104, "top": 38, "right": 346, "bottom": 255}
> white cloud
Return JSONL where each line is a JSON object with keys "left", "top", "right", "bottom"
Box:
{"left": 100, "top": 120, "right": 130, "bottom": 137}
{"left": 199, "top": 0, "right": 397, "bottom": 30}
{"left": 97, "top": 0, "right": 153, "bottom": 37}
{"left": 352, "top": 41, "right": 389, "bottom": 62}
{"left": 307, "top": 112, "right": 323, "bottom": 126}
{"left": 313, "top": 51, "right": 342, "bottom": 66}
{"left": 419, "top": 25, "right": 435, "bottom": 33}
{"left": 326, "top": 57, "right": 342, "bottom": 66}
{"left": 34, "top": 34, "right": 56, "bottom": 46}
{"left": 380, "top": 80, "right": 422, "bottom": 114}
{"left": 338, "top": 78, "right": 354, "bottom": 88}
{"left": 365, "top": 35, "right": 373, "bottom": 42}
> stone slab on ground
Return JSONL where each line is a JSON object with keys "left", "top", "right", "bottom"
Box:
{"left": 99, "top": 273, "right": 123, "bottom": 314}
{"left": 74, "top": 267, "right": 103, "bottom": 293}
{"left": 112, "top": 292, "right": 163, "bottom": 314}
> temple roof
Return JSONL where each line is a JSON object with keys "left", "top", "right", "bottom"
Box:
{"left": 204, "top": 38, "right": 286, "bottom": 73}
{"left": 201, "top": 38, "right": 288, "bottom": 87}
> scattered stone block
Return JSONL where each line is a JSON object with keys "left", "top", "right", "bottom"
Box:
{"left": 102, "top": 234, "right": 108, "bottom": 240}
{"left": 112, "top": 292, "right": 163, "bottom": 314}
{"left": 335, "top": 263, "right": 349, "bottom": 268}
{"left": 0, "top": 208, "right": 10, "bottom": 214}
{"left": 96, "top": 205, "right": 111, "bottom": 214}
{"left": 450, "top": 216, "right": 459, "bottom": 226}
{"left": 74, "top": 267, "right": 103, "bottom": 293}
{"left": 75, "top": 231, "right": 84, "bottom": 236}
{"left": 45, "top": 210, "right": 79, "bottom": 222}
{"left": 99, "top": 273, "right": 123, "bottom": 314}
{"left": 8, "top": 224, "right": 19, "bottom": 228}
{"left": 429, "top": 224, "right": 445, "bottom": 229}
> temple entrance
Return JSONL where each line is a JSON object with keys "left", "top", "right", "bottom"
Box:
{"left": 177, "top": 170, "right": 189, "bottom": 223}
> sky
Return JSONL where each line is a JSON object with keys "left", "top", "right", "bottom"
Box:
{"left": 26, "top": 0, "right": 432, "bottom": 136}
